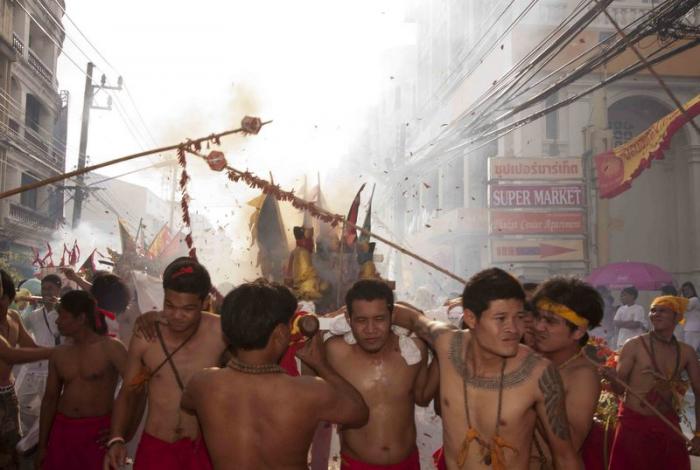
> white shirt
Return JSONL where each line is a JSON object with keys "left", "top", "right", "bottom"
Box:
{"left": 614, "top": 304, "right": 647, "bottom": 349}
{"left": 22, "top": 306, "right": 62, "bottom": 373}
{"left": 684, "top": 297, "right": 700, "bottom": 332}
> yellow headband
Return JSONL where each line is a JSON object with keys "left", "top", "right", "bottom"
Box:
{"left": 651, "top": 295, "right": 689, "bottom": 325}
{"left": 536, "top": 298, "right": 589, "bottom": 328}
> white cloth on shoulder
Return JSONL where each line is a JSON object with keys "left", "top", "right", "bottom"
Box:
{"left": 323, "top": 315, "right": 422, "bottom": 365}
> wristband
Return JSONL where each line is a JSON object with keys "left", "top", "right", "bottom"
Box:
{"left": 106, "top": 437, "right": 126, "bottom": 448}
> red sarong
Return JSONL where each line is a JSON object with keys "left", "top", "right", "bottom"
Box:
{"left": 42, "top": 413, "right": 110, "bottom": 470}
{"left": 341, "top": 448, "right": 420, "bottom": 470}
{"left": 581, "top": 420, "right": 612, "bottom": 470}
{"left": 609, "top": 403, "right": 689, "bottom": 470}
{"left": 134, "top": 432, "right": 212, "bottom": 470}
{"left": 432, "top": 446, "right": 446, "bottom": 470}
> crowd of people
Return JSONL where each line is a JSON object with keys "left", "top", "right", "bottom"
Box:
{"left": 0, "top": 258, "right": 698, "bottom": 469}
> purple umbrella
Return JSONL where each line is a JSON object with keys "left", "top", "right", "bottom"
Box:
{"left": 585, "top": 261, "right": 674, "bottom": 291}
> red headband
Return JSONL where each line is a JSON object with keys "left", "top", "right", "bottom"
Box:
{"left": 171, "top": 266, "right": 194, "bottom": 279}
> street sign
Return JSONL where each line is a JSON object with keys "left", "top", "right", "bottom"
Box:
{"left": 490, "top": 211, "right": 585, "bottom": 235}
{"left": 488, "top": 157, "right": 584, "bottom": 181}
{"left": 491, "top": 238, "right": 585, "bottom": 262}
{"left": 489, "top": 184, "right": 584, "bottom": 208}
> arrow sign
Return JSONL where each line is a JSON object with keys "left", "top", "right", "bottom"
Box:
{"left": 491, "top": 239, "right": 585, "bottom": 262}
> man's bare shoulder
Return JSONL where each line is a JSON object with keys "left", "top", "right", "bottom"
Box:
{"left": 680, "top": 341, "right": 700, "bottom": 364}
{"left": 6, "top": 309, "right": 22, "bottom": 325}
{"left": 619, "top": 335, "right": 645, "bottom": 355}
{"left": 325, "top": 335, "right": 352, "bottom": 356}
{"left": 102, "top": 335, "right": 128, "bottom": 353}
{"left": 564, "top": 360, "right": 600, "bottom": 387}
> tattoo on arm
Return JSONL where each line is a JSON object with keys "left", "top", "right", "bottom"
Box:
{"left": 448, "top": 331, "right": 467, "bottom": 377}
{"left": 539, "top": 364, "right": 571, "bottom": 440}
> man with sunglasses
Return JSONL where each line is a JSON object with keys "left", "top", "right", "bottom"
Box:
{"left": 607, "top": 295, "right": 700, "bottom": 470}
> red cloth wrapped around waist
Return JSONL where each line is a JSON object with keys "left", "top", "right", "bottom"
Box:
{"left": 341, "top": 448, "right": 420, "bottom": 470}
{"left": 43, "top": 412, "right": 111, "bottom": 470}
{"left": 134, "top": 431, "right": 212, "bottom": 470}
{"left": 617, "top": 402, "right": 681, "bottom": 434}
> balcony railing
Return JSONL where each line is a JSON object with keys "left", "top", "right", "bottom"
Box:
{"left": 8, "top": 203, "right": 58, "bottom": 231}
{"left": 27, "top": 50, "right": 53, "bottom": 84}
{"left": 12, "top": 33, "right": 24, "bottom": 56}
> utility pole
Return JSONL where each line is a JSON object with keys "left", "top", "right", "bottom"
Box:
{"left": 72, "top": 62, "right": 123, "bottom": 228}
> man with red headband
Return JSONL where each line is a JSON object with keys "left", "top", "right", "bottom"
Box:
{"left": 531, "top": 278, "right": 605, "bottom": 469}
{"left": 607, "top": 295, "right": 700, "bottom": 469}
{"left": 105, "top": 258, "right": 227, "bottom": 470}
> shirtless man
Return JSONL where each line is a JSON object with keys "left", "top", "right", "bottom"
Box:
{"left": 606, "top": 295, "right": 700, "bottom": 470}
{"left": 105, "top": 258, "right": 227, "bottom": 470}
{"left": 530, "top": 277, "right": 604, "bottom": 469}
{"left": 37, "top": 290, "right": 128, "bottom": 469}
{"left": 0, "top": 269, "right": 54, "bottom": 469}
{"left": 181, "top": 279, "right": 368, "bottom": 469}
{"left": 324, "top": 279, "right": 431, "bottom": 469}
{"left": 393, "top": 268, "right": 581, "bottom": 469}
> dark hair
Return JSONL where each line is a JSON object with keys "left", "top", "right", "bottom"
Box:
{"left": 522, "top": 282, "right": 539, "bottom": 292}
{"left": 660, "top": 284, "right": 678, "bottom": 296}
{"left": 462, "top": 268, "right": 525, "bottom": 318}
{"left": 682, "top": 282, "right": 698, "bottom": 298}
{"left": 345, "top": 279, "right": 394, "bottom": 316}
{"left": 532, "top": 277, "right": 603, "bottom": 347}
{"left": 221, "top": 279, "right": 297, "bottom": 350}
{"left": 162, "top": 258, "right": 211, "bottom": 300}
{"left": 622, "top": 286, "right": 638, "bottom": 300}
{"left": 59, "top": 290, "right": 107, "bottom": 335}
{"left": 0, "top": 270, "right": 16, "bottom": 301}
{"left": 91, "top": 273, "right": 130, "bottom": 314}
{"left": 42, "top": 274, "right": 62, "bottom": 289}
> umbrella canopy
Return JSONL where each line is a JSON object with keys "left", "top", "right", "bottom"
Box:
{"left": 585, "top": 261, "right": 674, "bottom": 291}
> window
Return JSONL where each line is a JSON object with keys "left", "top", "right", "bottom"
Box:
{"left": 545, "top": 93, "right": 559, "bottom": 141}
{"left": 20, "top": 173, "right": 38, "bottom": 209}
{"left": 25, "top": 94, "right": 41, "bottom": 132}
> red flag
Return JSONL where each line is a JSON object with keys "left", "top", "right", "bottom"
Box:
{"left": 31, "top": 247, "right": 43, "bottom": 267}
{"left": 59, "top": 244, "right": 68, "bottom": 267}
{"left": 344, "top": 184, "right": 365, "bottom": 248}
{"left": 42, "top": 243, "right": 54, "bottom": 267}
{"left": 70, "top": 241, "right": 80, "bottom": 265}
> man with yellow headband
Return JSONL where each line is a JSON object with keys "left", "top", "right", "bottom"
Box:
{"left": 531, "top": 277, "right": 604, "bottom": 470}
{"left": 606, "top": 295, "right": 700, "bottom": 470}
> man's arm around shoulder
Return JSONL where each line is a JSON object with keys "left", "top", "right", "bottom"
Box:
{"left": 297, "top": 335, "right": 368, "bottom": 428}
{"left": 392, "top": 302, "right": 457, "bottom": 355}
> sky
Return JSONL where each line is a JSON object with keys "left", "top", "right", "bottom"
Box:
{"left": 53, "top": 0, "right": 414, "bottom": 283}
{"left": 58, "top": 0, "right": 414, "bottom": 198}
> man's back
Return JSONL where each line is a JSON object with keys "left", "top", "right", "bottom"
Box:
{"left": 188, "top": 366, "right": 340, "bottom": 470}
{"left": 326, "top": 333, "right": 427, "bottom": 465}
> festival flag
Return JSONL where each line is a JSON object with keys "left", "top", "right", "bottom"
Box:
{"left": 594, "top": 91, "right": 700, "bottom": 198}
{"left": 69, "top": 240, "right": 80, "bottom": 266}
{"left": 118, "top": 218, "right": 137, "bottom": 255}
{"left": 147, "top": 224, "right": 172, "bottom": 258}
{"left": 248, "top": 191, "right": 289, "bottom": 280}
{"left": 359, "top": 184, "right": 375, "bottom": 244}
{"left": 59, "top": 244, "right": 68, "bottom": 267}
{"left": 343, "top": 183, "right": 366, "bottom": 248}
{"left": 42, "top": 243, "right": 54, "bottom": 267}
{"left": 159, "top": 228, "right": 188, "bottom": 261}
{"left": 31, "top": 247, "right": 43, "bottom": 267}
{"left": 78, "top": 250, "right": 97, "bottom": 280}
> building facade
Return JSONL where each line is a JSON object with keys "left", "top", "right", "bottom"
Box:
{"left": 363, "top": 0, "right": 700, "bottom": 294}
{"left": 0, "top": 0, "right": 68, "bottom": 276}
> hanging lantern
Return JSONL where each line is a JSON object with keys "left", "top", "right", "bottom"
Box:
{"left": 206, "top": 150, "right": 227, "bottom": 172}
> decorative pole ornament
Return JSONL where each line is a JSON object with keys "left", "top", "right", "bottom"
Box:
{"left": 241, "top": 116, "right": 263, "bottom": 135}
{"left": 206, "top": 150, "right": 227, "bottom": 172}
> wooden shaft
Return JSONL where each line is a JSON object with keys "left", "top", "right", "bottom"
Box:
{"left": 0, "top": 121, "right": 272, "bottom": 200}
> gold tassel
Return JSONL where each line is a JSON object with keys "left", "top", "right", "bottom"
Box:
{"left": 457, "top": 428, "right": 480, "bottom": 467}
{"left": 490, "top": 435, "right": 517, "bottom": 470}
